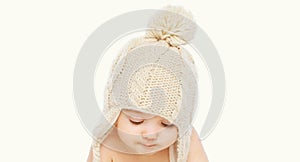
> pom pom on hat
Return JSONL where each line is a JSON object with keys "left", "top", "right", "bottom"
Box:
{"left": 146, "top": 5, "right": 197, "bottom": 47}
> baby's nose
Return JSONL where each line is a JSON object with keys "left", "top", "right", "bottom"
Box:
{"left": 141, "top": 123, "right": 161, "bottom": 140}
{"left": 141, "top": 132, "right": 158, "bottom": 141}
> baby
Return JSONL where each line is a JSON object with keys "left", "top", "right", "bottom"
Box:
{"left": 87, "top": 6, "right": 209, "bottom": 162}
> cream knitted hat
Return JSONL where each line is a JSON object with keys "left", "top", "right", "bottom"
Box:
{"left": 92, "top": 6, "right": 199, "bottom": 162}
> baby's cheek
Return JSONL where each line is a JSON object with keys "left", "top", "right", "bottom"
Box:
{"left": 161, "top": 127, "right": 178, "bottom": 139}
{"left": 117, "top": 122, "right": 141, "bottom": 135}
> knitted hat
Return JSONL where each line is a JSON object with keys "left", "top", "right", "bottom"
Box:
{"left": 92, "top": 6, "right": 198, "bottom": 162}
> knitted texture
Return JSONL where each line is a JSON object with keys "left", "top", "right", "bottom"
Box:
{"left": 92, "top": 6, "right": 198, "bottom": 162}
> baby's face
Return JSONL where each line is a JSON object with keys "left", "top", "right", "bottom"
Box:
{"left": 116, "top": 109, "right": 178, "bottom": 154}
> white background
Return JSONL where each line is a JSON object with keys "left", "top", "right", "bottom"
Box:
{"left": 0, "top": 0, "right": 299, "bottom": 162}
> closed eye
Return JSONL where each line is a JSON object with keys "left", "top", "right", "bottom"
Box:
{"left": 129, "top": 119, "right": 144, "bottom": 125}
{"left": 161, "top": 122, "right": 174, "bottom": 127}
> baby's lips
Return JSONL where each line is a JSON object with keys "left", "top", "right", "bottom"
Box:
{"left": 140, "top": 142, "right": 157, "bottom": 147}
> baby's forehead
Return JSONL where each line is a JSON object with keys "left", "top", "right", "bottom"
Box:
{"left": 122, "top": 109, "right": 158, "bottom": 119}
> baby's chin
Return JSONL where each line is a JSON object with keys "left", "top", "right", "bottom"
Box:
{"left": 124, "top": 142, "right": 170, "bottom": 155}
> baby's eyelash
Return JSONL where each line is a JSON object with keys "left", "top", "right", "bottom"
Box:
{"left": 161, "top": 122, "right": 174, "bottom": 127}
{"left": 129, "top": 119, "right": 174, "bottom": 127}
{"left": 129, "top": 119, "right": 144, "bottom": 125}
